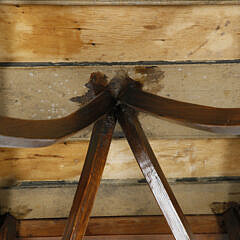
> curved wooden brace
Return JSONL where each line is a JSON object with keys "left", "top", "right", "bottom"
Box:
{"left": 0, "top": 90, "right": 115, "bottom": 148}
{"left": 119, "top": 87, "right": 240, "bottom": 135}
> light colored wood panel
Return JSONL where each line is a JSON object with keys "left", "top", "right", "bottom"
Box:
{"left": 0, "top": 139, "right": 239, "bottom": 182}
{"left": 1, "top": 0, "right": 240, "bottom": 5}
{"left": 0, "top": 5, "right": 239, "bottom": 62}
{"left": 1, "top": 64, "right": 240, "bottom": 139}
{"left": 1, "top": 180, "right": 239, "bottom": 218}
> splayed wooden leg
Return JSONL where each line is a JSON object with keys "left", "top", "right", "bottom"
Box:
{"left": 0, "top": 214, "right": 16, "bottom": 240}
{"left": 223, "top": 204, "right": 240, "bottom": 240}
{"left": 62, "top": 113, "right": 116, "bottom": 240}
{"left": 117, "top": 105, "right": 194, "bottom": 240}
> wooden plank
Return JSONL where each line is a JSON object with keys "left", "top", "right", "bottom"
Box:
{"left": 17, "top": 235, "right": 229, "bottom": 240}
{"left": 0, "top": 139, "right": 240, "bottom": 183}
{"left": 1, "top": 64, "right": 240, "bottom": 139}
{"left": 0, "top": 6, "right": 239, "bottom": 62}
{"left": 0, "top": 180, "right": 239, "bottom": 218}
{"left": 1, "top": 0, "right": 240, "bottom": 6}
{"left": 17, "top": 215, "right": 225, "bottom": 237}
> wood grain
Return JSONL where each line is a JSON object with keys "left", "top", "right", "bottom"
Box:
{"left": 0, "top": 6, "right": 239, "bottom": 62}
{"left": 0, "top": 138, "right": 239, "bottom": 183}
{"left": 17, "top": 215, "right": 224, "bottom": 237}
{"left": 117, "top": 105, "right": 194, "bottom": 240}
{"left": 62, "top": 113, "right": 116, "bottom": 240}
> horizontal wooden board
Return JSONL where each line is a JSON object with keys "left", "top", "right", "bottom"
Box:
{"left": 0, "top": 5, "right": 240, "bottom": 62}
{"left": 1, "top": 180, "right": 239, "bottom": 218}
{"left": 1, "top": 0, "right": 240, "bottom": 5}
{"left": 0, "top": 139, "right": 240, "bottom": 183}
{"left": 17, "top": 235, "right": 229, "bottom": 240}
{"left": 1, "top": 64, "right": 240, "bottom": 139}
{"left": 17, "top": 215, "right": 225, "bottom": 236}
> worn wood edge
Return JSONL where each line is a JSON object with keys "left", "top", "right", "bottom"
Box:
{"left": 0, "top": 0, "right": 240, "bottom": 5}
{"left": 17, "top": 215, "right": 225, "bottom": 237}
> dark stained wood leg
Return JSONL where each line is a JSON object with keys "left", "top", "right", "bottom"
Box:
{"left": 117, "top": 105, "right": 194, "bottom": 240}
{"left": 223, "top": 205, "right": 240, "bottom": 240}
{"left": 0, "top": 214, "right": 16, "bottom": 240}
{"left": 62, "top": 113, "right": 116, "bottom": 240}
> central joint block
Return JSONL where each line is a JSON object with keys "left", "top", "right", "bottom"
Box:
{"left": 72, "top": 71, "right": 141, "bottom": 116}
{"left": 107, "top": 71, "right": 142, "bottom": 101}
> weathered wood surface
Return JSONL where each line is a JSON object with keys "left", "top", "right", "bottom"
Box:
{"left": 1, "top": 180, "right": 239, "bottom": 219}
{"left": 118, "top": 106, "right": 194, "bottom": 240}
{"left": 17, "top": 215, "right": 224, "bottom": 237}
{"left": 0, "top": 139, "right": 240, "bottom": 183}
{"left": 1, "top": 64, "right": 240, "bottom": 139}
{"left": 0, "top": 6, "right": 239, "bottom": 62}
{"left": 1, "top": 0, "right": 240, "bottom": 5}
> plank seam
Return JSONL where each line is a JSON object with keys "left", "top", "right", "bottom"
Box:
{"left": 2, "top": 176, "right": 240, "bottom": 189}
{"left": 1, "top": 59, "right": 240, "bottom": 67}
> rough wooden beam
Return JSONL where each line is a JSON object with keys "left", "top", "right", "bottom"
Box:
{"left": 0, "top": 6, "right": 239, "bottom": 62}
